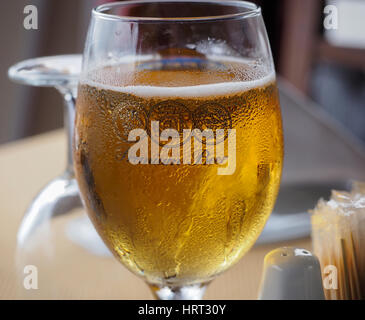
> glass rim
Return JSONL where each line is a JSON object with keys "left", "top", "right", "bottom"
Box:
{"left": 92, "top": 0, "right": 261, "bottom": 23}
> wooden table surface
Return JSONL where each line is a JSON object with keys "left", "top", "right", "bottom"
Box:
{"left": 0, "top": 129, "right": 311, "bottom": 300}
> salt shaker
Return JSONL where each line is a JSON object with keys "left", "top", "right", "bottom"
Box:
{"left": 258, "top": 247, "right": 325, "bottom": 300}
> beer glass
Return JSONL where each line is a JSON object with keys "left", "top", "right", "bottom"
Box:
{"left": 74, "top": 0, "right": 283, "bottom": 300}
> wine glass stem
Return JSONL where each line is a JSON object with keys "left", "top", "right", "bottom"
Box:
{"left": 59, "top": 88, "right": 76, "bottom": 177}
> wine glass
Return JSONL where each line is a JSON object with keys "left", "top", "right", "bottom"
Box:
{"left": 8, "top": 55, "right": 112, "bottom": 298}
{"left": 74, "top": 0, "right": 283, "bottom": 300}
{"left": 8, "top": 55, "right": 82, "bottom": 246}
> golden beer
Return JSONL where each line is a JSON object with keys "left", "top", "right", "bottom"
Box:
{"left": 74, "top": 58, "right": 283, "bottom": 286}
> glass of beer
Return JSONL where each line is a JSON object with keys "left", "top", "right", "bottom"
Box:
{"left": 74, "top": 0, "right": 283, "bottom": 300}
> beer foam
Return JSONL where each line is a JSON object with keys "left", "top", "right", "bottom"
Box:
{"left": 81, "top": 54, "right": 276, "bottom": 98}
{"left": 82, "top": 72, "right": 275, "bottom": 98}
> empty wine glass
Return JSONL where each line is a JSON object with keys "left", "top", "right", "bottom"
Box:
{"left": 9, "top": 55, "right": 82, "bottom": 246}
{"left": 9, "top": 55, "right": 112, "bottom": 298}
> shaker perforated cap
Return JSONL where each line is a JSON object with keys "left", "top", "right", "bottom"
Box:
{"left": 258, "top": 247, "right": 325, "bottom": 300}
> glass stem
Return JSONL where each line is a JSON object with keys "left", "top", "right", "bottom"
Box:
{"left": 149, "top": 283, "right": 209, "bottom": 300}
{"left": 57, "top": 86, "right": 77, "bottom": 178}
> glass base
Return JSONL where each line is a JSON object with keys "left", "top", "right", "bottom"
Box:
{"left": 149, "top": 282, "right": 209, "bottom": 300}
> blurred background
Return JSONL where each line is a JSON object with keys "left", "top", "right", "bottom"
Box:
{"left": 1, "top": 0, "right": 364, "bottom": 145}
